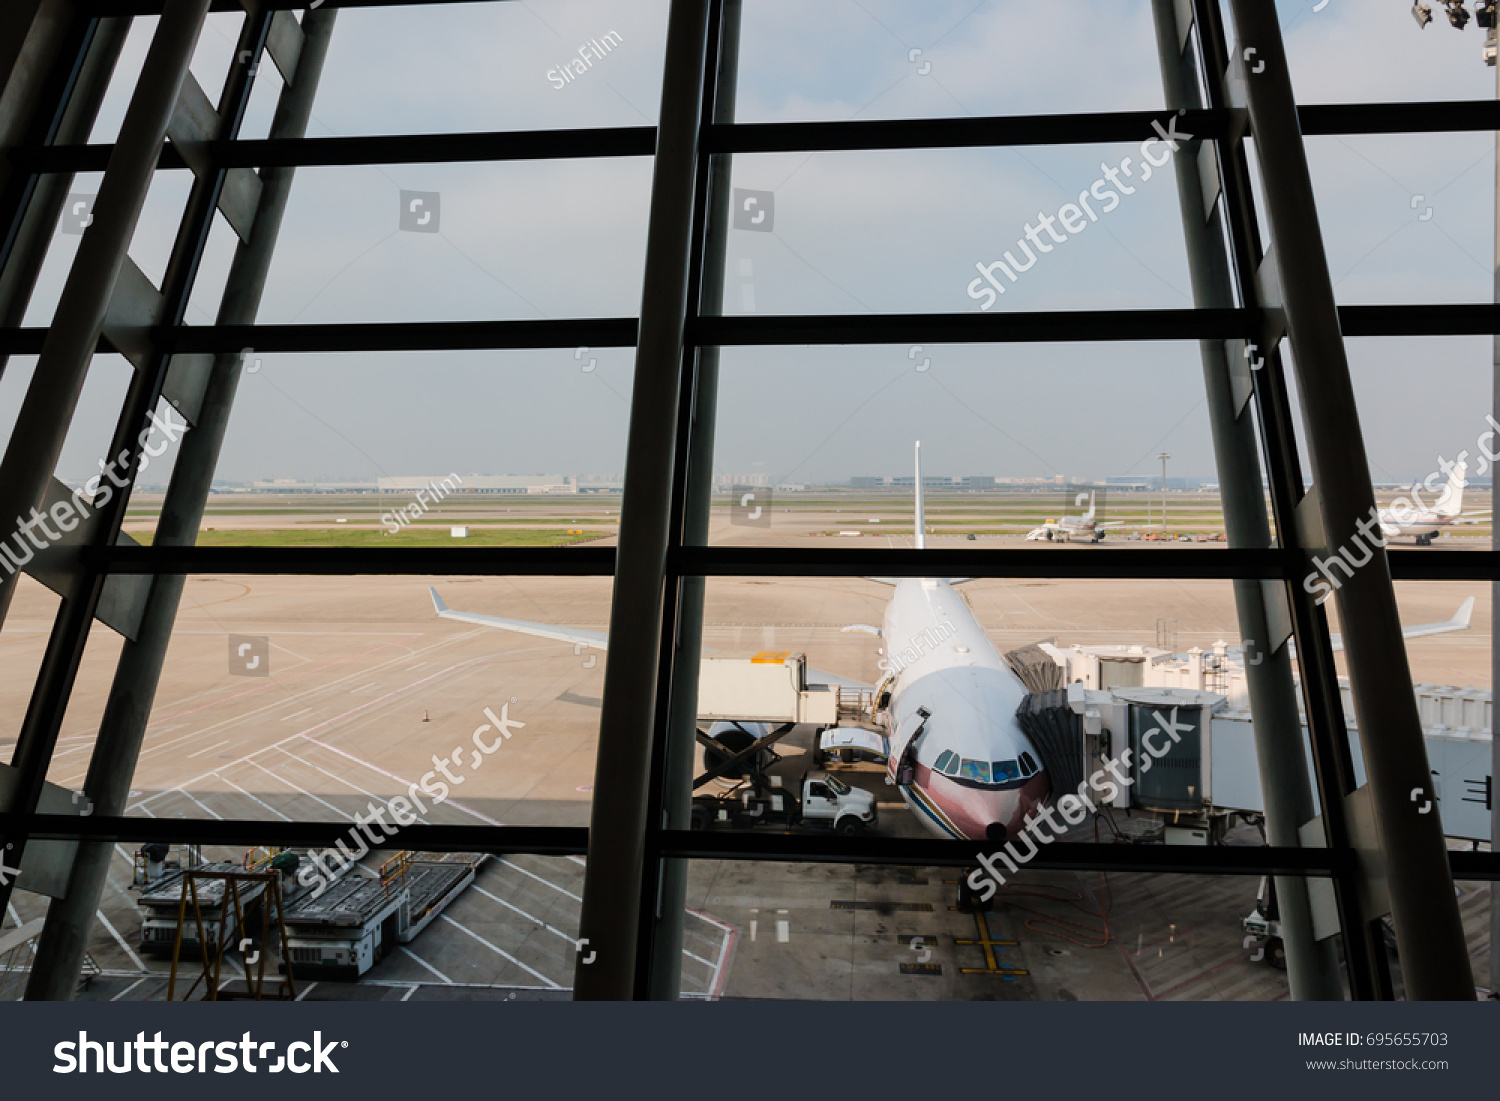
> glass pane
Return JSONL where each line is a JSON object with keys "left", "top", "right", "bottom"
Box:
{"left": 682, "top": 860, "right": 1338, "bottom": 1000}
{"left": 1273, "top": 0, "right": 1500, "bottom": 105}
{"left": 308, "top": 0, "right": 670, "bottom": 135}
{"left": 186, "top": 349, "right": 630, "bottom": 545}
{"left": 721, "top": 143, "right": 1194, "bottom": 315}
{"left": 704, "top": 342, "right": 1265, "bottom": 548}
{"left": 254, "top": 160, "right": 652, "bottom": 324}
{"left": 107, "top": 575, "right": 611, "bottom": 831}
{"left": 735, "top": 0, "right": 1167, "bottom": 123}
{"left": 1308, "top": 133, "right": 1494, "bottom": 307}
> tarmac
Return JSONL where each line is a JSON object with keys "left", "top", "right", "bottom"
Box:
{"left": 0, "top": 505, "right": 1491, "bottom": 1000}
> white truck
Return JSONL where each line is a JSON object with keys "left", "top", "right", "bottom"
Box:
{"left": 690, "top": 771, "right": 877, "bottom": 835}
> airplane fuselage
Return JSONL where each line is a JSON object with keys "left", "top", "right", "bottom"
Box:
{"left": 881, "top": 578, "right": 1047, "bottom": 841}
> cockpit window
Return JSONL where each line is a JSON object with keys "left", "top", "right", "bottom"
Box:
{"left": 824, "top": 774, "right": 850, "bottom": 795}
{"left": 992, "top": 759, "right": 1022, "bottom": 783}
{"left": 943, "top": 756, "right": 961, "bottom": 776}
{"left": 959, "top": 758, "right": 991, "bottom": 783}
{"left": 934, "top": 750, "right": 956, "bottom": 773}
{"left": 1019, "top": 751, "right": 1039, "bottom": 775}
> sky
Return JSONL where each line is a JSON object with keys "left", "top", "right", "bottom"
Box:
{"left": 1, "top": 0, "right": 1498, "bottom": 489}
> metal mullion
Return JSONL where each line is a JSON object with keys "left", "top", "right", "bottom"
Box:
{"left": 0, "top": 12, "right": 98, "bottom": 274}
{"left": 638, "top": 0, "right": 741, "bottom": 1001}
{"left": 572, "top": 0, "right": 714, "bottom": 1001}
{"left": 0, "top": 12, "right": 127, "bottom": 356}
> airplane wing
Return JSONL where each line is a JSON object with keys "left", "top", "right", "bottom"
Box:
{"left": 1324, "top": 597, "right": 1474, "bottom": 653}
{"left": 429, "top": 587, "right": 607, "bottom": 650}
{"left": 431, "top": 587, "right": 874, "bottom": 690}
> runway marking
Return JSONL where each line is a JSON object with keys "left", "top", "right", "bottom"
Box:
{"left": 300, "top": 735, "right": 503, "bottom": 827}
{"left": 217, "top": 775, "right": 291, "bottom": 820}
{"left": 407, "top": 663, "right": 428, "bottom": 671}
{"left": 110, "top": 976, "right": 150, "bottom": 1001}
{"left": 499, "top": 859, "right": 582, "bottom": 902}
{"left": 173, "top": 789, "right": 224, "bottom": 820}
{"left": 439, "top": 914, "right": 560, "bottom": 988}
{"left": 295, "top": 982, "right": 318, "bottom": 1001}
{"left": 124, "top": 642, "right": 538, "bottom": 813}
{"left": 244, "top": 759, "right": 350, "bottom": 819}
{"left": 280, "top": 708, "right": 314, "bottom": 722}
{"left": 186, "top": 739, "right": 231, "bottom": 759}
{"left": 349, "top": 682, "right": 380, "bottom": 695}
{"left": 683, "top": 950, "right": 714, "bottom": 968}
{"left": 277, "top": 746, "right": 380, "bottom": 801}
{"left": 470, "top": 884, "right": 576, "bottom": 945}
{"left": 400, "top": 984, "right": 417, "bottom": 1001}
{"left": 145, "top": 642, "right": 408, "bottom": 726}
{"left": 128, "top": 642, "right": 448, "bottom": 801}
{"left": 95, "top": 909, "right": 147, "bottom": 972}
{"left": 400, "top": 946, "right": 452, "bottom": 984}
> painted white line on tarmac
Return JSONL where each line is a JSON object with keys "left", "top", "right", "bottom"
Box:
{"left": 497, "top": 859, "right": 582, "bottom": 902}
{"left": 110, "top": 977, "right": 150, "bottom": 1001}
{"left": 217, "top": 776, "right": 291, "bottom": 820}
{"left": 96, "top": 909, "right": 147, "bottom": 972}
{"left": 470, "top": 884, "right": 575, "bottom": 945}
{"left": 400, "top": 947, "right": 453, "bottom": 984}
{"left": 439, "top": 915, "right": 559, "bottom": 989}
{"left": 243, "top": 759, "right": 351, "bottom": 819}
{"left": 186, "top": 739, "right": 231, "bottom": 759}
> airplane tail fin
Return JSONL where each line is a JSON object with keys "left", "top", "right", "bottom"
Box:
{"left": 1436, "top": 460, "right": 1468, "bottom": 518}
{"left": 1081, "top": 489, "right": 1096, "bottom": 523}
{"left": 914, "top": 440, "right": 926, "bottom": 550}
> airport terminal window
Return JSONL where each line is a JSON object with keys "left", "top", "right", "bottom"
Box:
{"left": 0, "top": 0, "right": 1494, "bottom": 1006}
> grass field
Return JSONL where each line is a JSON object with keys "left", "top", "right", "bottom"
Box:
{"left": 129, "top": 528, "right": 594, "bottom": 548}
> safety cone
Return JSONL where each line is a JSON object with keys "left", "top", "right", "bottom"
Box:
{"left": 422, "top": 710, "right": 429, "bottom": 722}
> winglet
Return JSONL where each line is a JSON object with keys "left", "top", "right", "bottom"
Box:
{"left": 429, "top": 586, "right": 449, "bottom": 615}
{"left": 1455, "top": 596, "right": 1475, "bottom": 627}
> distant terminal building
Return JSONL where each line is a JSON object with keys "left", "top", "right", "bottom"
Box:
{"left": 377, "top": 475, "right": 578, "bottom": 495}
{"left": 854, "top": 475, "right": 999, "bottom": 490}
{"left": 248, "top": 479, "right": 378, "bottom": 493}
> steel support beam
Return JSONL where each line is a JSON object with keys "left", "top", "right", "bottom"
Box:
{"left": 24, "top": 8, "right": 335, "bottom": 1001}
{"left": 0, "top": 14, "right": 130, "bottom": 357}
{"left": 1491, "top": 54, "right": 1500, "bottom": 1000}
{"left": 1150, "top": 0, "right": 1342, "bottom": 1001}
{"left": 0, "top": 0, "right": 208, "bottom": 629}
{"left": 642, "top": 0, "right": 740, "bottom": 1003}
{"left": 572, "top": 0, "right": 711, "bottom": 1000}
{"left": 1226, "top": 0, "right": 1474, "bottom": 1000}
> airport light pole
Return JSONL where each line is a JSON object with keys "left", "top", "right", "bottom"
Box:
{"left": 1158, "top": 451, "right": 1171, "bottom": 532}
{"left": 1412, "top": 0, "right": 1500, "bottom": 1000}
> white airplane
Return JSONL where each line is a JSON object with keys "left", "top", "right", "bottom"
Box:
{"left": 1025, "top": 490, "right": 1123, "bottom": 544}
{"left": 1376, "top": 459, "right": 1490, "bottom": 546}
{"left": 429, "top": 443, "right": 1476, "bottom": 845}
